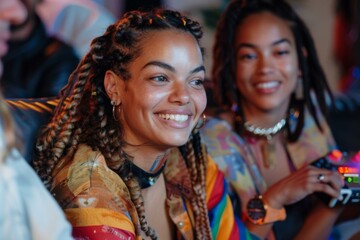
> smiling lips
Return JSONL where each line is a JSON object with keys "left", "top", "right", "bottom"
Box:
{"left": 158, "top": 113, "right": 189, "bottom": 122}
{"left": 255, "top": 81, "right": 280, "bottom": 93}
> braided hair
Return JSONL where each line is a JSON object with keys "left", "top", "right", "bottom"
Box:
{"left": 33, "top": 9, "right": 211, "bottom": 239}
{"left": 212, "top": 0, "right": 333, "bottom": 141}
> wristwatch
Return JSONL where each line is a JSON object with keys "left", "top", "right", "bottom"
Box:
{"left": 246, "top": 195, "right": 286, "bottom": 225}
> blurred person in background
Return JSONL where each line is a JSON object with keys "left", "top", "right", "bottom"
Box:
{"left": 1, "top": 0, "right": 79, "bottom": 161}
{"left": 0, "top": 5, "right": 73, "bottom": 239}
{"left": 1, "top": 0, "right": 79, "bottom": 99}
{"left": 37, "top": 0, "right": 116, "bottom": 58}
{"left": 201, "top": 0, "right": 359, "bottom": 239}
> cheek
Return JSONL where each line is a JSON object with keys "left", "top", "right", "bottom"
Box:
{"left": 124, "top": 89, "right": 158, "bottom": 114}
{"left": 235, "top": 70, "right": 250, "bottom": 93}
{"left": 193, "top": 90, "right": 207, "bottom": 113}
{"left": 282, "top": 62, "right": 299, "bottom": 89}
{"left": 277, "top": 56, "right": 298, "bottom": 83}
{"left": 236, "top": 62, "right": 253, "bottom": 84}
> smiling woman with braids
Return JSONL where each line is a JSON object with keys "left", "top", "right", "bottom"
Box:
{"left": 32, "top": 9, "right": 254, "bottom": 240}
{"left": 200, "top": 0, "right": 350, "bottom": 239}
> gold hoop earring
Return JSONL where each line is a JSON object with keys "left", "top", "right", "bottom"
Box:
{"left": 111, "top": 101, "right": 120, "bottom": 121}
{"left": 194, "top": 114, "right": 207, "bottom": 131}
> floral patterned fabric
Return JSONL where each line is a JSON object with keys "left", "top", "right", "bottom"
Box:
{"left": 50, "top": 144, "right": 254, "bottom": 240}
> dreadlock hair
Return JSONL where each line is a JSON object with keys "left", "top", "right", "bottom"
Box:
{"left": 33, "top": 8, "right": 211, "bottom": 240}
{"left": 212, "top": 0, "right": 333, "bottom": 141}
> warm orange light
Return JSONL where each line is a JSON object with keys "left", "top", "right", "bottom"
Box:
{"left": 338, "top": 166, "right": 358, "bottom": 174}
{"left": 329, "top": 150, "right": 343, "bottom": 162}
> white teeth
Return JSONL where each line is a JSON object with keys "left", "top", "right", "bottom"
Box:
{"left": 256, "top": 81, "right": 279, "bottom": 89}
{"left": 158, "top": 113, "right": 189, "bottom": 122}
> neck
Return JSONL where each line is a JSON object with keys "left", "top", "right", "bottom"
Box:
{"left": 121, "top": 145, "right": 169, "bottom": 189}
{"left": 123, "top": 144, "right": 169, "bottom": 173}
{"left": 242, "top": 105, "right": 288, "bottom": 128}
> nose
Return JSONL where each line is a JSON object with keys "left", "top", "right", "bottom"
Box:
{"left": 169, "top": 81, "right": 190, "bottom": 105}
{"left": 257, "top": 54, "right": 275, "bottom": 75}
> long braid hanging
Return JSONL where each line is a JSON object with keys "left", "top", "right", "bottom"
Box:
{"left": 123, "top": 177, "right": 158, "bottom": 239}
{"left": 34, "top": 55, "right": 93, "bottom": 187}
{"left": 193, "top": 131, "right": 211, "bottom": 239}
{"left": 186, "top": 131, "right": 212, "bottom": 240}
{"left": 34, "top": 8, "right": 206, "bottom": 239}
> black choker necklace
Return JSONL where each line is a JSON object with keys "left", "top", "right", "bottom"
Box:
{"left": 123, "top": 160, "right": 166, "bottom": 189}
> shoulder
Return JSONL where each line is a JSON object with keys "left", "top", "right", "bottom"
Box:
{"left": 200, "top": 117, "right": 247, "bottom": 166}
{"left": 51, "top": 145, "right": 130, "bottom": 209}
{"left": 52, "top": 145, "right": 139, "bottom": 239}
{"left": 201, "top": 117, "right": 236, "bottom": 147}
{"left": 287, "top": 107, "right": 336, "bottom": 168}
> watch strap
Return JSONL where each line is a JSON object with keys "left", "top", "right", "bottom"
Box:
{"left": 247, "top": 195, "right": 286, "bottom": 225}
{"left": 263, "top": 198, "right": 286, "bottom": 224}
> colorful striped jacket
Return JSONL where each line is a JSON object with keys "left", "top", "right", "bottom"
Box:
{"left": 50, "top": 144, "right": 255, "bottom": 239}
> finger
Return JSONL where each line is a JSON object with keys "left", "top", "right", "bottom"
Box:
{"left": 325, "top": 172, "right": 345, "bottom": 191}
{"left": 312, "top": 169, "right": 344, "bottom": 190}
{"left": 313, "top": 182, "right": 342, "bottom": 199}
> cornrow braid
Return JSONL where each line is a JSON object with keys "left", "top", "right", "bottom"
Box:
{"left": 185, "top": 131, "right": 212, "bottom": 240}
{"left": 33, "top": 8, "right": 205, "bottom": 239}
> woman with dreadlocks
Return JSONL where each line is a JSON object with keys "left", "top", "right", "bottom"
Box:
{"left": 33, "top": 8, "right": 254, "bottom": 240}
{"left": 201, "top": 0, "right": 350, "bottom": 239}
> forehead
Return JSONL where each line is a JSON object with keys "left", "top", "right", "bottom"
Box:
{"left": 133, "top": 29, "right": 202, "bottom": 64}
{"left": 235, "top": 11, "right": 295, "bottom": 46}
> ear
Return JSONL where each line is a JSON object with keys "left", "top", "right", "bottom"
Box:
{"left": 104, "top": 70, "right": 122, "bottom": 104}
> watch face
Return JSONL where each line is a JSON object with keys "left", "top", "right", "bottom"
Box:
{"left": 247, "top": 197, "right": 266, "bottom": 223}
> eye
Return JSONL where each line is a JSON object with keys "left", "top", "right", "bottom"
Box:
{"left": 190, "top": 79, "right": 204, "bottom": 87}
{"left": 189, "top": 78, "right": 205, "bottom": 89}
{"left": 150, "top": 75, "right": 168, "bottom": 83}
{"left": 239, "top": 53, "right": 257, "bottom": 61}
{"left": 275, "top": 50, "right": 290, "bottom": 56}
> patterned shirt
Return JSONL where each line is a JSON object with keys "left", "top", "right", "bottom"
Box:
{"left": 50, "top": 144, "right": 255, "bottom": 240}
{"left": 201, "top": 108, "right": 336, "bottom": 239}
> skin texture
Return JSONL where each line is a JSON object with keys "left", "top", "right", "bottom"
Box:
{"left": 235, "top": 11, "right": 300, "bottom": 127}
{"left": 105, "top": 29, "right": 207, "bottom": 170}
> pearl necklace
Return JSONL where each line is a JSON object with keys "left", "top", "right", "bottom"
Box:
{"left": 244, "top": 118, "right": 286, "bottom": 140}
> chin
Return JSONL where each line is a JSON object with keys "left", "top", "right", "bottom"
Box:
{"left": 163, "top": 134, "right": 190, "bottom": 147}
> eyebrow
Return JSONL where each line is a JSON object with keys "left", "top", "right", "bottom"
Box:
{"left": 236, "top": 38, "right": 292, "bottom": 51}
{"left": 141, "top": 61, "right": 205, "bottom": 74}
